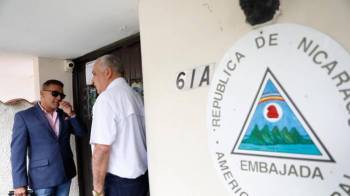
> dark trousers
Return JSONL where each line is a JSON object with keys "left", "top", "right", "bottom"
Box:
{"left": 104, "top": 172, "right": 149, "bottom": 196}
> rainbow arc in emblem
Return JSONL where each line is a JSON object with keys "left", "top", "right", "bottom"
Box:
{"left": 231, "top": 68, "right": 334, "bottom": 162}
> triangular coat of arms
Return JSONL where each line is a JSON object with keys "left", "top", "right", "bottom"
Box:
{"left": 231, "top": 68, "right": 334, "bottom": 162}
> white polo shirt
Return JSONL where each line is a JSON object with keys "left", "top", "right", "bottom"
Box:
{"left": 90, "top": 78, "right": 148, "bottom": 178}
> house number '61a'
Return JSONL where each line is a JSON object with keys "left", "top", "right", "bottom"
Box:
{"left": 176, "top": 64, "right": 214, "bottom": 90}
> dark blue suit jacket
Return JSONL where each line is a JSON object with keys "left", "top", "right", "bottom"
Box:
{"left": 11, "top": 103, "right": 85, "bottom": 189}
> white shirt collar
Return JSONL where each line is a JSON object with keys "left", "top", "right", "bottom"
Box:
{"left": 106, "top": 77, "right": 126, "bottom": 91}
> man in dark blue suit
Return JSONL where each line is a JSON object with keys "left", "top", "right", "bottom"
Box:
{"left": 11, "top": 79, "right": 85, "bottom": 196}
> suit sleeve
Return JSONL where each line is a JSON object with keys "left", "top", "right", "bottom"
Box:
{"left": 69, "top": 117, "right": 86, "bottom": 137}
{"left": 10, "top": 113, "right": 28, "bottom": 188}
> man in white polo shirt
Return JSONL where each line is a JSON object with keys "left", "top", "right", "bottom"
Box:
{"left": 90, "top": 54, "right": 148, "bottom": 196}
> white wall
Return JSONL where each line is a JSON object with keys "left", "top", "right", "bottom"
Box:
{"left": 0, "top": 55, "right": 74, "bottom": 104}
{"left": 37, "top": 58, "right": 74, "bottom": 103}
{"left": 139, "top": 0, "right": 350, "bottom": 196}
{"left": 0, "top": 54, "right": 37, "bottom": 103}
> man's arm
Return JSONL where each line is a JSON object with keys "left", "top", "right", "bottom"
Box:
{"left": 69, "top": 117, "right": 86, "bottom": 137}
{"left": 92, "top": 144, "right": 110, "bottom": 194}
{"left": 10, "top": 113, "right": 28, "bottom": 191}
{"left": 59, "top": 101, "right": 86, "bottom": 137}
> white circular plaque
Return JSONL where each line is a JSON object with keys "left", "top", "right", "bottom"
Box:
{"left": 208, "top": 23, "right": 350, "bottom": 196}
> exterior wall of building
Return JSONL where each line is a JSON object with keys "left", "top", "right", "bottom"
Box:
{"left": 37, "top": 58, "right": 74, "bottom": 104}
{"left": 0, "top": 56, "right": 79, "bottom": 195}
{"left": 139, "top": 0, "right": 350, "bottom": 195}
{"left": 0, "top": 101, "right": 32, "bottom": 195}
{"left": 0, "top": 54, "right": 37, "bottom": 102}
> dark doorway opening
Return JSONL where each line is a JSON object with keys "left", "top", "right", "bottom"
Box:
{"left": 72, "top": 34, "right": 143, "bottom": 196}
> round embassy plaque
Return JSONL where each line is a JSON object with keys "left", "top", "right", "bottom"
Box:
{"left": 208, "top": 23, "right": 350, "bottom": 196}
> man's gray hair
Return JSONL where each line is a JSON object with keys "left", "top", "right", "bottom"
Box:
{"left": 98, "top": 54, "right": 125, "bottom": 76}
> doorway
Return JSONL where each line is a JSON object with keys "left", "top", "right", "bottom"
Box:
{"left": 72, "top": 34, "right": 143, "bottom": 196}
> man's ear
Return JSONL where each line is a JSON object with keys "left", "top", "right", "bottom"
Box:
{"left": 104, "top": 67, "right": 113, "bottom": 78}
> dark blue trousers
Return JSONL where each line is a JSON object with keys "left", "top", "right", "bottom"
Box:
{"left": 104, "top": 172, "right": 149, "bottom": 196}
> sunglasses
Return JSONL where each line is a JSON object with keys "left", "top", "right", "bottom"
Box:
{"left": 43, "top": 90, "right": 66, "bottom": 100}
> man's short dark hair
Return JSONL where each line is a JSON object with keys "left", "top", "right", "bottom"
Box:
{"left": 42, "top": 79, "right": 64, "bottom": 90}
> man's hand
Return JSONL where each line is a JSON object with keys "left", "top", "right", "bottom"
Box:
{"left": 14, "top": 187, "right": 26, "bottom": 196}
{"left": 59, "top": 101, "right": 75, "bottom": 117}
